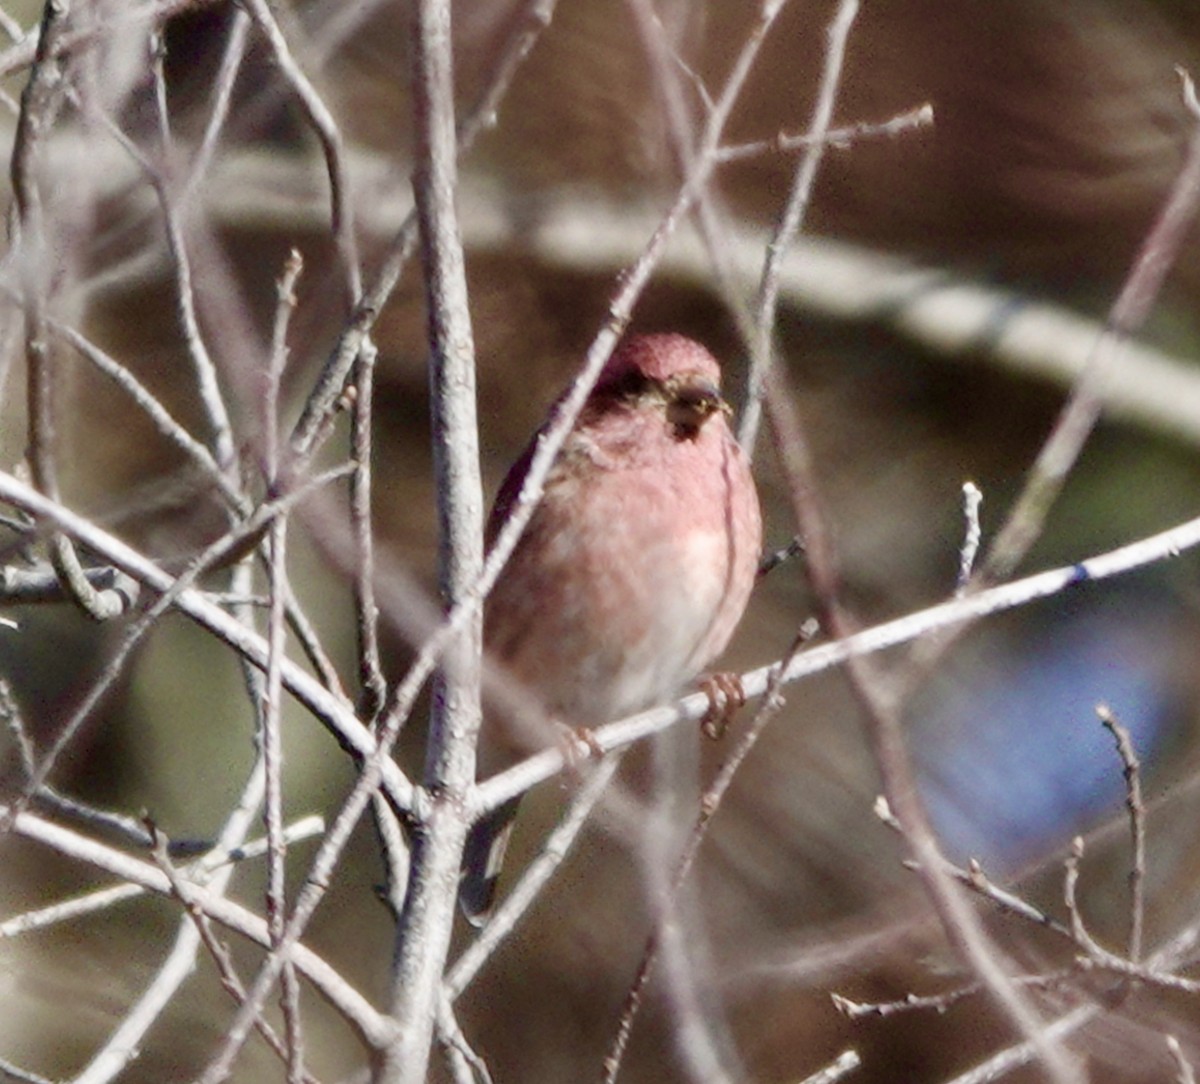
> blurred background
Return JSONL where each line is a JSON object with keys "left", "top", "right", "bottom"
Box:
{"left": 3, "top": 0, "right": 1200, "bottom": 1081}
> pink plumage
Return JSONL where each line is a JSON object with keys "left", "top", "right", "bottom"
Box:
{"left": 461, "top": 334, "right": 762, "bottom": 922}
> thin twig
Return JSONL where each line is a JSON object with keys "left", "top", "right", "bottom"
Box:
{"left": 1064, "top": 837, "right": 1109, "bottom": 964}
{"left": 143, "top": 39, "right": 237, "bottom": 474}
{"left": 739, "top": 0, "right": 860, "bottom": 454}
{"left": 445, "top": 754, "right": 623, "bottom": 999}
{"left": 49, "top": 316, "right": 237, "bottom": 502}
{"left": 0, "top": 561, "right": 139, "bottom": 607}
{"left": 351, "top": 338, "right": 387, "bottom": 718}
{"left": 437, "top": 996, "right": 496, "bottom": 1084}
{"left": 1167, "top": 1036, "right": 1198, "bottom": 1084}
{"left": 602, "top": 622, "right": 811, "bottom": 1083}
{"left": 288, "top": 0, "right": 562, "bottom": 459}
{"left": 148, "top": 825, "right": 321, "bottom": 1084}
{"left": 263, "top": 251, "right": 307, "bottom": 1075}
{"left": 0, "top": 1055, "right": 54, "bottom": 1084}
{"left": 941, "top": 1005, "right": 1098, "bottom": 1084}
{"left": 875, "top": 801, "right": 1075, "bottom": 943}
{"left": 832, "top": 970, "right": 1077, "bottom": 1020}
{"left": 0, "top": 4, "right": 23, "bottom": 43}
{"left": 192, "top": 649, "right": 424, "bottom": 1081}
{"left": 72, "top": 560, "right": 269, "bottom": 1084}
{"left": 12, "top": 0, "right": 122, "bottom": 620}
{"left": 179, "top": 6, "right": 250, "bottom": 206}
{"left": 798, "top": 1049, "right": 862, "bottom": 1084}
{"left": 956, "top": 482, "right": 983, "bottom": 593}
{"left": 241, "top": 0, "right": 360, "bottom": 305}
{"left": 0, "top": 0, "right": 209, "bottom": 81}
{"left": 1097, "top": 703, "right": 1146, "bottom": 963}
{"left": 757, "top": 535, "right": 805, "bottom": 579}
{"left": 0, "top": 467, "right": 417, "bottom": 816}
{"left": 457, "top": 0, "right": 560, "bottom": 152}
{"left": 944, "top": 864, "right": 1200, "bottom": 1084}
{"left": 0, "top": 815, "right": 325, "bottom": 937}
{"left": 715, "top": 102, "right": 932, "bottom": 162}
{"left": 981, "top": 67, "right": 1200, "bottom": 582}
{"left": 269, "top": 524, "right": 308, "bottom": 1083}
{"left": 2, "top": 804, "right": 391, "bottom": 1049}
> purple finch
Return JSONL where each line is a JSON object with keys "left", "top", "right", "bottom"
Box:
{"left": 461, "top": 333, "right": 762, "bottom": 922}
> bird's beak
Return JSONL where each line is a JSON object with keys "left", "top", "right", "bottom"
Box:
{"left": 666, "top": 373, "right": 728, "bottom": 436}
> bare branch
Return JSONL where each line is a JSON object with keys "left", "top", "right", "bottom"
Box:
{"left": 739, "top": 0, "right": 861, "bottom": 452}
{"left": 477, "top": 505, "right": 1200, "bottom": 815}
{"left": 12, "top": 0, "right": 124, "bottom": 620}
{"left": 0, "top": 468, "right": 415, "bottom": 814}
{"left": 0, "top": 815, "right": 324, "bottom": 937}
{"left": 4, "top": 803, "right": 392, "bottom": 1050}
{"left": 148, "top": 825, "right": 320, "bottom": 1084}
{"left": 798, "top": 1049, "right": 862, "bottom": 1084}
{"left": 715, "top": 102, "right": 932, "bottom": 163}
{"left": 982, "top": 69, "right": 1200, "bottom": 581}
{"left": 381, "top": 1, "right": 485, "bottom": 1079}
{"left": 241, "top": 0, "right": 361, "bottom": 304}
{"left": 445, "top": 754, "right": 623, "bottom": 1000}
{"left": 956, "top": 482, "right": 983, "bottom": 593}
{"left": 351, "top": 339, "right": 387, "bottom": 718}
{"left": 1097, "top": 703, "right": 1147, "bottom": 963}
{"left": 1168, "top": 1036, "right": 1197, "bottom": 1084}
{"left": 288, "top": 0, "right": 563, "bottom": 460}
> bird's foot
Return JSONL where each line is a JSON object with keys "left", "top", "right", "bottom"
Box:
{"left": 554, "top": 722, "right": 604, "bottom": 779}
{"left": 699, "top": 672, "right": 746, "bottom": 740}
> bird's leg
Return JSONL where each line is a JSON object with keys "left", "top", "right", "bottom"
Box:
{"left": 699, "top": 672, "right": 746, "bottom": 740}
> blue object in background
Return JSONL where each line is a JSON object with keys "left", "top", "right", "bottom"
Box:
{"left": 911, "top": 591, "right": 1179, "bottom": 875}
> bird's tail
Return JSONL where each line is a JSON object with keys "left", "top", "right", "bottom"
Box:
{"left": 459, "top": 795, "right": 521, "bottom": 926}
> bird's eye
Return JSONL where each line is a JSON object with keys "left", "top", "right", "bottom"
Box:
{"left": 594, "top": 368, "right": 656, "bottom": 402}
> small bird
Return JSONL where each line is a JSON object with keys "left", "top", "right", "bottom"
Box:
{"left": 460, "top": 333, "right": 762, "bottom": 923}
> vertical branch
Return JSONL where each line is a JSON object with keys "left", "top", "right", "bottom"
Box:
{"left": 1097, "top": 704, "right": 1146, "bottom": 964}
{"left": 12, "top": 0, "right": 122, "bottom": 620}
{"left": 263, "top": 250, "right": 306, "bottom": 1080}
{"left": 181, "top": 6, "right": 251, "bottom": 205}
{"left": 241, "top": 0, "right": 362, "bottom": 306}
{"left": 289, "top": 0, "right": 560, "bottom": 460}
{"left": 380, "top": 2, "right": 483, "bottom": 1082}
{"left": 738, "top": 0, "right": 859, "bottom": 455}
{"left": 351, "top": 338, "right": 387, "bottom": 718}
{"left": 145, "top": 32, "right": 238, "bottom": 474}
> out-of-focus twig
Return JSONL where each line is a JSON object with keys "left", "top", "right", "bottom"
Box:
{"left": 4, "top": 804, "right": 390, "bottom": 1050}
{"left": 288, "top": 0, "right": 564, "bottom": 460}
{"left": 0, "top": 468, "right": 414, "bottom": 810}
{"left": 148, "top": 825, "right": 320, "bottom": 1084}
{"left": 1097, "top": 704, "right": 1146, "bottom": 963}
{"left": 11, "top": 0, "right": 124, "bottom": 620}
{"left": 241, "top": 0, "right": 360, "bottom": 306}
{"left": 982, "top": 67, "right": 1200, "bottom": 583}
{"left": 0, "top": 815, "right": 324, "bottom": 937}
{"left": 739, "top": 0, "right": 860, "bottom": 454}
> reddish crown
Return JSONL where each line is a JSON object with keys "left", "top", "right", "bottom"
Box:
{"left": 595, "top": 333, "right": 723, "bottom": 392}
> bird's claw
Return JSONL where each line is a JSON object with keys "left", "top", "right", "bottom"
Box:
{"left": 699, "top": 672, "right": 746, "bottom": 740}
{"left": 554, "top": 722, "right": 603, "bottom": 779}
